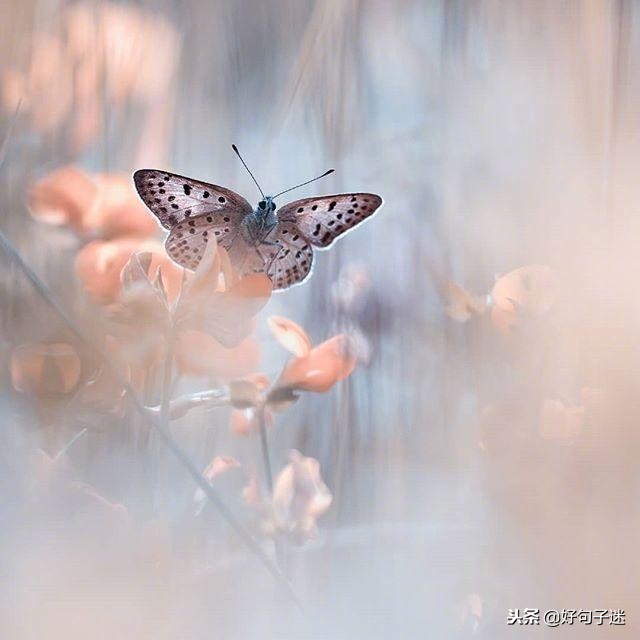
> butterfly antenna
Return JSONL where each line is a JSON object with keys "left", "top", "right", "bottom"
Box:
{"left": 273, "top": 168, "right": 335, "bottom": 199}
{"left": 231, "top": 144, "right": 265, "bottom": 199}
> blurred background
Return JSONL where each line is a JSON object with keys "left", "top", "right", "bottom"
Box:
{"left": 1, "top": 0, "right": 639, "bottom": 638}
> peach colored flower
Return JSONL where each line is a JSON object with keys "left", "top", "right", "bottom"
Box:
{"left": 246, "top": 450, "right": 332, "bottom": 543}
{"left": 176, "top": 330, "right": 260, "bottom": 380}
{"left": 226, "top": 325, "right": 358, "bottom": 436}
{"left": 75, "top": 238, "right": 182, "bottom": 305}
{"left": 104, "top": 251, "right": 182, "bottom": 369}
{"left": 444, "top": 281, "right": 487, "bottom": 322}
{"left": 29, "top": 168, "right": 157, "bottom": 239}
{"left": 267, "top": 315, "right": 312, "bottom": 357}
{"left": 194, "top": 456, "right": 243, "bottom": 515}
{"left": 274, "top": 334, "right": 357, "bottom": 394}
{"left": 3, "top": 2, "right": 179, "bottom": 150}
{"left": 490, "top": 264, "right": 555, "bottom": 335}
{"left": 27, "top": 166, "right": 97, "bottom": 228}
{"left": 10, "top": 343, "right": 81, "bottom": 395}
{"left": 72, "top": 336, "right": 130, "bottom": 415}
{"left": 97, "top": 241, "right": 269, "bottom": 384}
{"left": 268, "top": 316, "right": 358, "bottom": 394}
{"left": 84, "top": 174, "right": 158, "bottom": 238}
{"left": 176, "top": 242, "right": 272, "bottom": 348}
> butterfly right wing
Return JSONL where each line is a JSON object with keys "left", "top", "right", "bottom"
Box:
{"left": 133, "top": 169, "right": 252, "bottom": 230}
{"left": 277, "top": 193, "right": 382, "bottom": 248}
{"left": 266, "top": 221, "right": 314, "bottom": 289}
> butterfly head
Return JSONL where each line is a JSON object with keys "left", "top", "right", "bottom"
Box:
{"left": 258, "top": 196, "right": 277, "bottom": 213}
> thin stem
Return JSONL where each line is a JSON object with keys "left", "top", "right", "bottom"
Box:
{"left": 0, "top": 229, "right": 303, "bottom": 612}
{"left": 257, "top": 406, "right": 287, "bottom": 572}
{"left": 257, "top": 405, "right": 273, "bottom": 493}
{"left": 54, "top": 428, "right": 88, "bottom": 461}
{"left": 160, "top": 325, "right": 176, "bottom": 430}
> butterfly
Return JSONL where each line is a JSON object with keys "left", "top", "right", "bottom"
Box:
{"left": 133, "top": 146, "right": 383, "bottom": 290}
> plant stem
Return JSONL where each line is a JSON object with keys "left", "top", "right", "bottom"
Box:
{"left": 257, "top": 406, "right": 288, "bottom": 572}
{"left": 257, "top": 405, "right": 273, "bottom": 493}
{"left": 0, "top": 229, "right": 303, "bottom": 612}
{"left": 54, "top": 427, "right": 87, "bottom": 461}
{"left": 160, "top": 325, "right": 176, "bottom": 430}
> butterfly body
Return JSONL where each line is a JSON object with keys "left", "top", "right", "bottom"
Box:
{"left": 241, "top": 196, "right": 278, "bottom": 245}
{"left": 133, "top": 168, "right": 383, "bottom": 290}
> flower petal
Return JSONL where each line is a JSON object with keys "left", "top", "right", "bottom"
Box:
{"left": 267, "top": 315, "right": 312, "bottom": 357}
{"left": 274, "top": 334, "right": 357, "bottom": 394}
{"left": 27, "top": 166, "right": 96, "bottom": 228}
{"left": 11, "top": 343, "right": 81, "bottom": 395}
{"left": 176, "top": 330, "right": 260, "bottom": 380}
{"left": 202, "top": 456, "right": 241, "bottom": 484}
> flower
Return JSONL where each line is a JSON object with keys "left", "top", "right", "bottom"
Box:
{"left": 27, "top": 166, "right": 97, "bottom": 228}
{"left": 246, "top": 450, "right": 332, "bottom": 543}
{"left": 268, "top": 316, "right": 358, "bottom": 394}
{"left": 10, "top": 342, "right": 81, "bottom": 395}
{"left": 29, "top": 167, "right": 158, "bottom": 239}
{"left": 176, "top": 241, "right": 272, "bottom": 348}
{"left": 176, "top": 330, "right": 260, "bottom": 380}
{"left": 273, "top": 335, "right": 357, "bottom": 394}
{"left": 81, "top": 240, "right": 270, "bottom": 393}
{"left": 444, "top": 281, "right": 487, "bottom": 322}
{"left": 490, "top": 264, "right": 555, "bottom": 335}
{"left": 75, "top": 238, "right": 182, "bottom": 305}
{"left": 225, "top": 321, "right": 358, "bottom": 436}
{"left": 267, "top": 315, "right": 312, "bottom": 357}
{"left": 71, "top": 336, "right": 131, "bottom": 416}
{"left": 3, "top": 2, "right": 179, "bottom": 149}
{"left": 194, "top": 456, "right": 242, "bottom": 515}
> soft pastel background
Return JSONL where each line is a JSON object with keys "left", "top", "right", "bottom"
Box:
{"left": 1, "top": 1, "right": 639, "bottom": 638}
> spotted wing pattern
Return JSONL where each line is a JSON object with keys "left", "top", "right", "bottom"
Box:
{"left": 165, "top": 212, "right": 241, "bottom": 270}
{"left": 265, "top": 221, "right": 314, "bottom": 289}
{"left": 277, "top": 193, "right": 383, "bottom": 248}
{"left": 133, "top": 169, "right": 252, "bottom": 230}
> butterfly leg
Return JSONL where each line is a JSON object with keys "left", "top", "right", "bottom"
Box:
{"left": 256, "top": 241, "right": 282, "bottom": 273}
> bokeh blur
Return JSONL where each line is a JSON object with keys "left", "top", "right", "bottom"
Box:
{"left": 1, "top": 1, "right": 639, "bottom": 638}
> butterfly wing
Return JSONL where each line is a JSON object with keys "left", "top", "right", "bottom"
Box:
{"left": 265, "top": 221, "right": 314, "bottom": 289}
{"left": 133, "top": 169, "right": 252, "bottom": 230}
{"left": 165, "top": 212, "right": 243, "bottom": 270}
{"left": 277, "top": 193, "right": 383, "bottom": 248}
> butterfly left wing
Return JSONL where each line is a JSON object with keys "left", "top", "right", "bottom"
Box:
{"left": 276, "top": 193, "right": 383, "bottom": 248}
{"left": 133, "top": 169, "right": 252, "bottom": 230}
{"left": 165, "top": 212, "right": 241, "bottom": 270}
